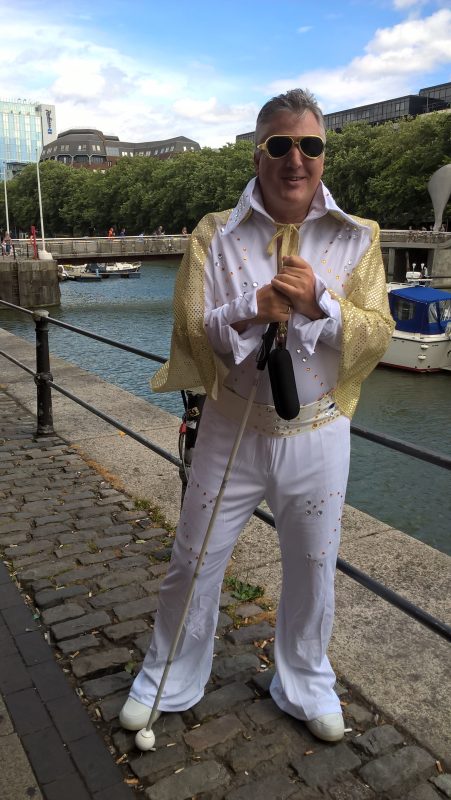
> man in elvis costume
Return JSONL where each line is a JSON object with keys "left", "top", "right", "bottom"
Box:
{"left": 120, "top": 89, "right": 393, "bottom": 742}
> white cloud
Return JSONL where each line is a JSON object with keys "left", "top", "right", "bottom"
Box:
{"left": 268, "top": 9, "right": 451, "bottom": 112}
{"left": 298, "top": 26, "right": 313, "bottom": 33}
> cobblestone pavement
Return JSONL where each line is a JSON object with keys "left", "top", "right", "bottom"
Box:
{"left": 0, "top": 389, "right": 449, "bottom": 800}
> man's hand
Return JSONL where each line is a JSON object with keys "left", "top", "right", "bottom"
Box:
{"left": 231, "top": 284, "right": 291, "bottom": 333}
{"left": 271, "top": 255, "right": 324, "bottom": 320}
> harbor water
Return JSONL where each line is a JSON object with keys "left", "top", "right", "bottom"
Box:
{"left": 1, "top": 260, "right": 450, "bottom": 556}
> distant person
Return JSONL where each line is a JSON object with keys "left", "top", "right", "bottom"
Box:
{"left": 155, "top": 225, "right": 165, "bottom": 235}
{"left": 181, "top": 226, "right": 188, "bottom": 235}
{"left": 108, "top": 227, "right": 116, "bottom": 238}
{"left": 119, "top": 228, "right": 126, "bottom": 237}
{"left": 2, "top": 231, "right": 12, "bottom": 254}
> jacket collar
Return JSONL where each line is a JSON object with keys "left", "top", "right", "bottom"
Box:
{"left": 222, "top": 177, "right": 370, "bottom": 235}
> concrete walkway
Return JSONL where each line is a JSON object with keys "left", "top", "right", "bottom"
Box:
{"left": 0, "top": 326, "right": 450, "bottom": 799}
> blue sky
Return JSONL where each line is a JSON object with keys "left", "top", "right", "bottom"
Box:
{"left": 2, "top": 0, "right": 450, "bottom": 147}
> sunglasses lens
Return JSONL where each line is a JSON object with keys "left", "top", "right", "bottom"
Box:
{"left": 300, "top": 137, "right": 324, "bottom": 158}
{"left": 266, "top": 136, "right": 293, "bottom": 158}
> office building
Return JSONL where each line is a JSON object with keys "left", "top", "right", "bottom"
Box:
{"left": 236, "top": 81, "right": 451, "bottom": 140}
{"left": 0, "top": 99, "right": 56, "bottom": 179}
{"left": 40, "top": 129, "right": 201, "bottom": 170}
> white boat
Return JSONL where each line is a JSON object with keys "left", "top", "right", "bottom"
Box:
{"left": 86, "top": 262, "right": 141, "bottom": 278}
{"left": 380, "top": 283, "right": 451, "bottom": 372}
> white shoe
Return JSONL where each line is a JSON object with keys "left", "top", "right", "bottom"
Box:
{"left": 305, "top": 712, "right": 344, "bottom": 742}
{"left": 119, "top": 697, "right": 161, "bottom": 731}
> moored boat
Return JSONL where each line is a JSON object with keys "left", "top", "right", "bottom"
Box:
{"left": 380, "top": 284, "right": 451, "bottom": 372}
{"left": 86, "top": 262, "right": 141, "bottom": 278}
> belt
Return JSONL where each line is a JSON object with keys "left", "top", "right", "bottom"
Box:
{"left": 210, "top": 387, "right": 340, "bottom": 437}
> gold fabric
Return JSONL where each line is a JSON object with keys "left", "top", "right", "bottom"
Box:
{"left": 151, "top": 211, "right": 394, "bottom": 419}
{"left": 329, "top": 216, "right": 394, "bottom": 417}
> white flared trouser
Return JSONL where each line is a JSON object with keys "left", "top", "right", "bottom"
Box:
{"left": 130, "top": 399, "right": 350, "bottom": 721}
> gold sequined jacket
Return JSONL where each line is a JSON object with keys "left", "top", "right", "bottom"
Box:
{"left": 152, "top": 181, "right": 394, "bottom": 419}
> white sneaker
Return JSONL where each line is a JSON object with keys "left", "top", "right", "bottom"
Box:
{"left": 119, "top": 697, "right": 161, "bottom": 731}
{"left": 305, "top": 712, "right": 345, "bottom": 742}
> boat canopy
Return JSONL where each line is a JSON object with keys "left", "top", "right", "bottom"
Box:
{"left": 389, "top": 286, "right": 451, "bottom": 335}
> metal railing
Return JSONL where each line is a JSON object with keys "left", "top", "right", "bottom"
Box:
{"left": 9, "top": 234, "right": 189, "bottom": 261}
{"left": 0, "top": 297, "right": 450, "bottom": 644}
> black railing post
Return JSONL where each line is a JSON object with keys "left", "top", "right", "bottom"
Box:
{"left": 33, "top": 310, "right": 54, "bottom": 435}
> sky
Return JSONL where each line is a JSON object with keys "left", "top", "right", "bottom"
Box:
{"left": 2, "top": 0, "right": 451, "bottom": 148}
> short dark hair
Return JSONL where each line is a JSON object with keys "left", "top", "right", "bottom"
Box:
{"left": 255, "top": 88, "right": 325, "bottom": 144}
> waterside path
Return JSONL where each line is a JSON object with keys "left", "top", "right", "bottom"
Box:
{"left": 0, "top": 327, "right": 450, "bottom": 799}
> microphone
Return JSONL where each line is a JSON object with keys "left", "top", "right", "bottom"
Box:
{"left": 268, "top": 347, "right": 300, "bottom": 420}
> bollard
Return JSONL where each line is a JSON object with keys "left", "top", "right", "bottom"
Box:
{"left": 33, "top": 310, "right": 54, "bottom": 435}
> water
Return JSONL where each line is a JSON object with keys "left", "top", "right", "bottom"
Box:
{"left": 1, "top": 261, "right": 450, "bottom": 555}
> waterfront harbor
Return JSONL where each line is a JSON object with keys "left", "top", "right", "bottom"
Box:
{"left": 1, "top": 259, "right": 450, "bottom": 555}
{"left": 0, "top": 329, "right": 450, "bottom": 800}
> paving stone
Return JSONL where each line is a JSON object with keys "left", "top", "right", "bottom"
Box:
{"left": 234, "top": 603, "right": 265, "bottom": 619}
{"left": 184, "top": 713, "right": 244, "bottom": 752}
{"left": 244, "top": 697, "right": 285, "bottom": 727}
{"left": 225, "top": 772, "right": 299, "bottom": 800}
{"left": 71, "top": 647, "right": 132, "bottom": 678}
{"left": 51, "top": 610, "right": 111, "bottom": 641}
{"left": 431, "top": 774, "right": 451, "bottom": 797}
{"left": 251, "top": 667, "right": 275, "bottom": 694}
{"left": 74, "top": 515, "right": 113, "bottom": 530}
{"left": 89, "top": 584, "right": 143, "bottom": 608}
{"left": 34, "top": 584, "right": 89, "bottom": 609}
{"left": 67, "top": 731, "right": 124, "bottom": 793}
{"left": 192, "top": 682, "right": 256, "bottom": 722}
{"left": 15, "top": 629, "right": 54, "bottom": 665}
{"left": 55, "top": 542, "right": 91, "bottom": 558}
{"left": 34, "top": 512, "right": 72, "bottom": 526}
{"left": 53, "top": 564, "right": 109, "bottom": 584}
{"left": 134, "top": 630, "right": 153, "bottom": 654}
{"left": 29, "top": 660, "right": 74, "bottom": 702}
{"left": 77, "top": 549, "right": 122, "bottom": 565}
{"left": 108, "top": 555, "right": 150, "bottom": 571}
{"left": 46, "top": 693, "right": 96, "bottom": 742}
{"left": 41, "top": 772, "right": 92, "bottom": 800}
{"left": 129, "top": 741, "right": 186, "bottom": 778}
{"left": 225, "top": 622, "right": 275, "bottom": 645}
{"left": 33, "top": 523, "right": 72, "bottom": 538}
{"left": 327, "top": 775, "right": 377, "bottom": 799}
{"left": 10, "top": 551, "right": 52, "bottom": 570}
{"left": 4, "top": 539, "right": 54, "bottom": 558}
{"left": 96, "top": 567, "right": 149, "bottom": 591}
{"left": 405, "top": 784, "right": 443, "bottom": 800}
{"left": 104, "top": 619, "right": 149, "bottom": 641}
{"left": 353, "top": 724, "right": 404, "bottom": 757}
{"left": 145, "top": 759, "right": 231, "bottom": 800}
{"left": 22, "top": 725, "right": 75, "bottom": 783}
{"left": 57, "top": 633, "right": 100, "bottom": 654}
{"left": 212, "top": 653, "right": 261, "bottom": 681}
{"left": 4, "top": 686, "right": 52, "bottom": 734}
{"left": 18, "top": 558, "right": 75, "bottom": 583}
{"left": 2, "top": 601, "right": 41, "bottom": 634}
{"left": 142, "top": 577, "right": 163, "bottom": 594}
{"left": 291, "top": 743, "right": 361, "bottom": 788}
{"left": 345, "top": 702, "right": 375, "bottom": 727}
{"left": 98, "top": 691, "right": 129, "bottom": 722}
{"left": 81, "top": 671, "right": 132, "bottom": 699}
{"left": 114, "top": 595, "right": 159, "bottom": 621}
{"left": 227, "top": 730, "right": 290, "bottom": 773}
{"left": 359, "top": 746, "right": 436, "bottom": 797}
{"left": 41, "top": 602, "right": 86, "bottom": 625}
{"left": 93, "top": 781, "right": 136, "bottom": 800}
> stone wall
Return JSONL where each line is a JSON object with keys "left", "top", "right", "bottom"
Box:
{"left": 0, "top": 260, "right": 60, "bottom": 308}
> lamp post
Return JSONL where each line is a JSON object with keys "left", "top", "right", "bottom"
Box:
{"left": 36, "top": 146, "right": 51, "bottom": 259}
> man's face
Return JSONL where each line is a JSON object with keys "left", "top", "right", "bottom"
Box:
{"left": 254, "top": 110, "right": 325, "bottom": 224}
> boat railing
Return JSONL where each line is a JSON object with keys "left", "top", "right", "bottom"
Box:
{"left": 0, "top": 297, "right": 450, "bottom": 645}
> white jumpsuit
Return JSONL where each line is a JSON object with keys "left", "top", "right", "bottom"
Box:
{"left": 131, "top": 179, "right": 375, "bottom": 720}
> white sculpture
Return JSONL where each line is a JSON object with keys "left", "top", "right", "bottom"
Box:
{"left": 428, "top": 164, "right": 451, "bottom": 231}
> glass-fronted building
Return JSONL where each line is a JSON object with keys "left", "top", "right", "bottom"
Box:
{"left": 0, "top": 99, "right": 56, "bottom": 179}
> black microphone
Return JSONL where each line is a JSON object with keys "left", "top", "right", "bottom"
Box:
{"left": 268, "top": 346, "right": 300, "bottom": 420}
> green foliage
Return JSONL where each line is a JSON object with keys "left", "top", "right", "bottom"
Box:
{"left": 224, "top": 576, "right": 264, "bottom": 602}
{"left": 1, "top": 114, "right": 449, "bottom": 235}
